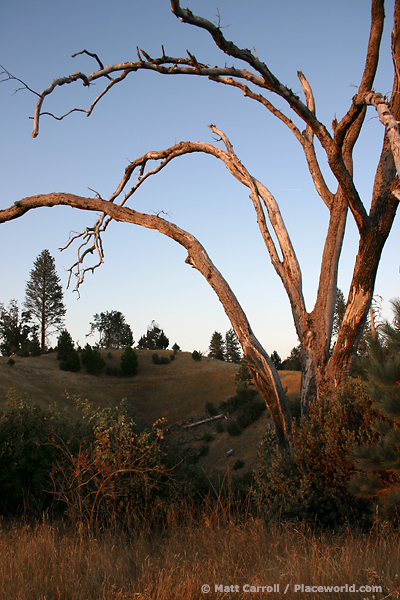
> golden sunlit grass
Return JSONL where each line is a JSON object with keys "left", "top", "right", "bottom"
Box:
{"left": 0, "top": 355, "right": 397, "bottom": 599}
{"left": 0, "top": 351, "right": 241, "bottom": 423}
{"left": 0, "top": 352, "right": 301, "bottom": 476}
{"left": 0, "top": 351, "right": 301, "bottom": 424}
{"left": 0, "top": 510, "right": 398, "bottom": 600}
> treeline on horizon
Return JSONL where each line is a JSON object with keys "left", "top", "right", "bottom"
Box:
{"left": 0, "top": 249, "right": 399, "bottom": 531}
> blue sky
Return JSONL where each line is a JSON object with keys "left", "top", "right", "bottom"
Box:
{"left": 1, "top": 0, "right": 399, "bottom": 357}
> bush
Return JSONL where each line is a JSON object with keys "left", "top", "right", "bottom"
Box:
{"left": 56, "top": 330, "right": 75, "bottom": 362}
{"left": 17, "top": 348, "right": 30, "bottom": 357}
{"left": 106, "top": 366, "right": 120, "bottom": 377}
{"left": 0, "top": 391, "right": 81, "bottom": 516}
{"left": 215, "top": 420, "right": 224, "bottom": 433}
{"left": 59, "top": 350, "right": 81, "bottom": 373}
{"left": 51, "top": 398, "right": 179, "bottom": 527}
{"left": 7, "top": 358, "right": 15, "bottom": 366}
{"left": 253, "top": 382, "right": 378, "bottom": 526}
{"left": 192, "top": 350, "right": 202, "bottom": 361}
{"left": 236, "top": 397, "right": 266, "bottom": 429}
{"left": 152, "top": 353, "right": 170, "bottom": 365}
{"left": 197, "top": 444, "right": 209, "bottom": 457}
{"left": 226, "top": 420, "right": 242, "bottom": 436}
{"left": 203, "top": 432, "right": 213, "bottom": 443}
{"left": 233, "top": 459, "right": 245, "bottom": 470}
{"left": 205, "top": 401, "right": 218, "bottom": 417}
{"left": 81, "top": 344, "right": 105, "bottom": 375}
{"left": 120, "top": 346, "right": 138, "bottom": 376}
{"left": 57, "top": 330, "right": 80, "bottom": 372}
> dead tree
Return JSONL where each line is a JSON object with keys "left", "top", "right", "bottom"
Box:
{"left": 1, "top": 0, "right": 399, "bottom": 452}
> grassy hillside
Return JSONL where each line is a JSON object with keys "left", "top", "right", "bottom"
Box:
{"left": 0, "top": 350, "right": 301, "bottom": 475}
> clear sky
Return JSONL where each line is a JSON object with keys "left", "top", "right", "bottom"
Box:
{"left": 1, "top": 0, "right": 399, "bottom": 357}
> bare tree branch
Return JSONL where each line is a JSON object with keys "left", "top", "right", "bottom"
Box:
{"left": 0, "top": 191, "right": 292, "bottom": 449}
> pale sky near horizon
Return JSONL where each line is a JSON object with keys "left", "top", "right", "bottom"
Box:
{"left": 1, "top": 0, "right": 399, "bottom": 358}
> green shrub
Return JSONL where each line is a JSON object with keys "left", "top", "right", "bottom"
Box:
{"left": 81, "top": 344, "right": 105, "bottom": 375}
{"left": 107, "top": 352, "right": 113, "bottom": 360}
{"left": 205, "top": 401, "right": 218, "bottom": 417}
{"left": 17, "top": 348, "right": 30, "bottom": 357}
{"left": 152, "top": 353, "right": 170, "bottom": 365}
{"left": 203, "top": 432, "right": 213, "bottom": 443}
{"left": 236, "top": 397, "right": 266, "bottom": 429}
{"left": 226, "top": 420, "right": 242, "bottom": 436}
{"left": 289, "top": 396, "right": 301, "bottom": 419}
{"left": 52, "top": 398, "right": 180, "bottom": 527}
{"left": 197, "top": 444, "right": 209, "bottom": 457}
{"left": 215, "top": 420, "right": 224, "bottom": 433}
{"left": 56, "top": 330, "right": 75, "bottom": 362}
{"left": 106, "top": 366, "right": 120, "bottom": 377}
{"left": 120, "top": 346, "right": 138, "bottom": 376}
{"left": 0, "top": 391, "right": 81, "bottom": 516}
{"left": 7, "top": 358, "right": 15, "bottom": 366}
{"left": 192, "top": 350, "right": 202, "bottom": 361}
{"left": 253, "top": 382, "right": 378, "bottom": 526}
{"left": 233, "top": 459, "right": 245, "bottom": 470}
{"left": 59, "top": 350, "right": 81, "bottom": 372}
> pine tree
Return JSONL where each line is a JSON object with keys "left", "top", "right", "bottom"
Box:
{"left": 56, "top": 329, "right": 81, "bottom": 372}
{"left": 332, "top": 288, "right": 346, "bottom": 340}
{"left": 24, "top": 250, "right": 66, "bottom": 350}
{"left": 234, "top": 360, "right": 253, "bottom": 385}
{"left": 349, "top": 298, "right": 400, "bottom": 520}
{"left": 120, "top": 346, "right": 138, "bottom": 376}
{"left": 225, "top": 328, "right": 241, "bottom": 363}
{"left": 81, "top": 343, "right": 105, "bottom": 375}
{"left": 137, "top": 321, "right": 169, "bottom": 349}
{"left": 271, "top": 350, "right": 282, "bottom": 370}
{"left": 208, "top": 331, "right": 225, "bottom": 361}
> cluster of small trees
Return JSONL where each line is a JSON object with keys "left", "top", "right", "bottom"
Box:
{"left": 0, "top": 250, "right": 180, "bottom": 378}
{"left": 0, "top": 249, "right": 65, "bottom": 356}
{"left": 208, "top": 328, "right": 242, "bottom": 363}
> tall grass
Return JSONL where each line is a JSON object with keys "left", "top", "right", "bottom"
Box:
{"left": 0, "top": 508, "right": 399, "bottom": 600}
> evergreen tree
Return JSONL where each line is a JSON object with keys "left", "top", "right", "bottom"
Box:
{"left": 271, "top": 350, "right": 282, "bottom": 370}
{"left": 23, "top": 249, "right": 66, "bottom": 350}
{"left": 281, "top": 345, "right": 302, "bottom": 371}
{"left": 0, "top": 300, "right": 33, "bottom": 356}
{"left": 332, "top": 288, "right": 346, "bottom": 341}
{"left": 225, "top": 328, "right": 241, "bottom": 363}
{"left": 81, "top": 344, "right": 105, "bottom": 375}
{"left": 88, "top": 310, "right": 133, "bottom": 348}
{"left": 137, "top": 321, "right": 169, "bottom": 349}
{"left": 208, "top": 331, "right": 225, "bottom": 360}
{"left": 234, "top": 360, "right": 253, "bottom": 385}
{"left": 349, "top": 298, "right": 400, "bottom": 520}
{"left": 120, "top": 346, "right": 139, "bottom": 376}
{"left": 56, "top": 329, "right": 81, "bottom": 372}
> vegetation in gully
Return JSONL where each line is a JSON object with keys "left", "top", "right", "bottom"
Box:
{"left": 0, "top": 0, "right": 400, "bottom": 597}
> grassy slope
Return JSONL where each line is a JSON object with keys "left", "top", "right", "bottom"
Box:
{"left": 0, "top": 350, "right": 301, "bottom": 474}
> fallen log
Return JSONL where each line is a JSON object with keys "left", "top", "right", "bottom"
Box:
{"left": 183, "top": 414, "right": 225, "bottom": 428}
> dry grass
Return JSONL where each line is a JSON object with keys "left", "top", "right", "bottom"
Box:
{"left": 0, "top": 352, "right": 301, "bottom": 424}
{"left": 0, "top": 513, "right": 398, "bottom": 600}
{"left": 0, "top": 351, "right": 242, "bottom": 423}
{"left": 0, "top": 352, "right": 301, "bottom": 476}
